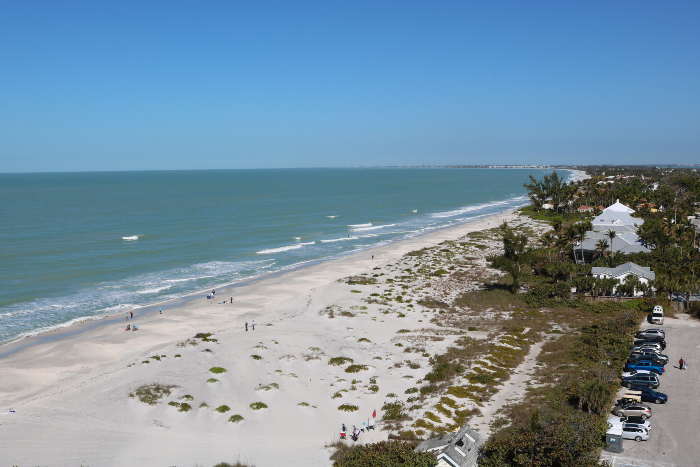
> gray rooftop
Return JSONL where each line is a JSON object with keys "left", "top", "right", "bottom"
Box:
{"left": 580, "top": 230, "right": 652, "bottom": 256}
{"left": 591, "top": 262, "right": 656, "bottom": 281}
{"left": 414, "top": 424, "right": 482, "bottom": 467}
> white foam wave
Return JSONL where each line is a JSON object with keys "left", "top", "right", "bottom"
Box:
{"left": 327, "top": 215, "right": 338, "bottom": 218}
{"left": 353, "top": 223, "right": 396, "bottom": 231}
{"left": 412, "top": 210, "right": 418, "bottom": 213}
{"left": 348, "top": 223, "right": 372, "bottom": 228}
{"left": 321, "top": 236, "right": 359, "bottom": 243}
{"left": 257, "top": 242, "right": 315, "bottom": 254}
{"left": 137, "top": 285, "right": 172, "bottom": 294}
{"left": 122, "top": 235, "right": 139, "bottom": 241}
{"left": 294, "top": 237, "right": 301, "bottom": 240}
{"left": 431, "top": 199, "right": 514, "bottom": 218}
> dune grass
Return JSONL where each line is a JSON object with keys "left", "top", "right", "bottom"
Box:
{"left": 131, "top": 383, "right": 177, "bottom": 405}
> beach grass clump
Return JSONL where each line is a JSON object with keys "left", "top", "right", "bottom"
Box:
{"left": 228, "top": 414, "right": 244, "bottom": 423}
{"left": 298, "top": 402, "right": 310, "bottom": 406}
{"left": 308, "top": 347, "right": 322, "bottom": 352}
{"left": 347, "top": 276, "right": 377, "bottom": 285}
{"left": 199, "top": 402, "right": 209, "bottom": 408}
{"left": 405, "top": 387, "right": 418, "bottom": 394}
{"left": 345, "top": 364, "right": 369, "bottom": 373}
{"left": 150, "top": 355, "right": 161, "bottom": 361}
{"left": 338, "top": 404, "right": 359, "bottom": 412}
{"left": 142, "top": 360, "right": 150, "bottom": 364}
{"left": 215, "top": 405, "right": 231, "bottom": 413}
{"left": 395, "top": 343, "right": 403, "bottom": 347}
{"left": 194, "top": 332, "right": 218, "bottom": 343}
{"left": 358, "top": 337, "right": 371, "bottom": 343}
{"left": 350, "top": 290, "right": 362, "bottom": 293}
{"left": 207, "top": 378, "right": 219, "bottom": 383}
{"left": 250, "top": 402, "right": 268, "bottom": 410}
{"left": 256, "top": 382, "right": 279, "bottom": 391}
{"left": 132, "top": 383, "right": 177, "bottom": 405}
{"left": 174, "top": 354, "right": 181, "bottom": 358}
{"left": 328, "top": 357, "right": 353, "bottom": 366}
{"left": 177, "top": 338, "right": 198, "bottom": 347}
{"left": 397, "top": 329, "right": 411, "bottom": 333}
{"left": 332, "top": 391, "right": 343, "bottom": 399}
{"left": 386, "top": 393, "right": 397, "bottom": 398}
{"left": 368, "top": 385, "right": 379, "bottom": 393}
{"left": 209, "top": 367, "right": 227, "bottom": 374}
{"left": 179, "top": 403, "right": 192, "bottom": 412}
{"left": 182, "top": 395, "right": 194, "bottom": 401}
{"left": 373, "top": 356, "right": 382, "bottom": 360}
{"left": 381, "top": 401, "right": 407, "bottom": 420}
{"left": 251, "top": 355, "right": 263, "bottom": 360}
{"left": 339, "top": 310, "right": 356, "bottom": 317}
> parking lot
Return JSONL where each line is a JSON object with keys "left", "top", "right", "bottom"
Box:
{"left": 605, "top": 316, "right": 700, "bottom": 467}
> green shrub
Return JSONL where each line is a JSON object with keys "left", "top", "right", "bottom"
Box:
{"left": 331, "top": 440, "right": 437, "bottom": 466}
{"left": 329, "top": 357, "right": 354, "bottom": 366}
{"left": 332, "top": 392, "right": 343, "bottom": 399}
{"left": 228, "top": 414, "right": 244, "bottom": 423}
{"left": 368, "top": 385, "right": 379, "bottom": 393}
{"left": 251, "top": 355, "right": 262, "bottom": 360}
{"left": 351, "top": 290, "right": 362, "bottom": 293}
{"left": 345, "top": 364, "right": 369, "bottom": 373}
{"left": 381, "top": 401, "right": 407, "bottom": 420}
{"left": 250, "top": 402, "right": 268, "bottom": 410}
{"left": 467, "top": 326, "right": 477, "bottom": 331}
{"left": 216, "top": 405, "right": 231, "bottom": 413}
{"left": 397, "top": 329, "right": 411, "bottom": 333}
{"left": 209, "top": 367, "right": 227, "bottom": 374}
{"left": 358, "top": 338, "right": 371, "bottom": 342}
{"left": 131, "top": 383, "right": 177, "bottom": 405}
{"left": 405, "top": 387, "right": 418, "bottom": 394}
{"left": 179, "top": 403, "right": 192, "bottom": 412}
{"left": 298, "top": 402, "right": 310, "bottom": 406}
{"left": 338, "top": 404, "right": 359, "bottom": 412}
{"left": 207, "top": 378, "right": 219, "bottom": 383}
{"left": 174, "top": 354, "right": 181, "bottom": 358}
{"left": 182, "top": 395, "right": 194, "bottom": 401}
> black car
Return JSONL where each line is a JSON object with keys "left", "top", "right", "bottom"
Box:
{"left": 629, "top": 386, "right": 668, "bottom": 404}
{"left": 633, "top": 337, "right": 666, "bottom": 350}
{"left": 621, "top": 374, "right": 660, "bottom": 389}
{"left": 628, "top": 354, "right": 668, "bottom": 366}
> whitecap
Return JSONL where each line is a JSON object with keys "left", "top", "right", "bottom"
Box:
{"left": 321, "top": 236, "right": 359, "bottom": 243}
{"left": 122, "top": 235, "right": 139, "bottom": 241}
{"left": 348, "top": 223, "right": 372, "bottom": 228}
{"left": 257, "top": 242, "right": 315, "bottom": 254}
{"left": 327, "top": 215, "right": 338, "bottom": 218}
{"left": 353, "top": 224, "right": 396, "bottom": 231}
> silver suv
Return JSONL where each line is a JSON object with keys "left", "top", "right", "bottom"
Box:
{"left": 613, "top": 402, "right": 652, "bottom": 419}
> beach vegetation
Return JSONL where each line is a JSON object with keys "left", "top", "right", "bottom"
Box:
{"left": 250, "top": 402, "right": 268, "bottom": 410}
{"left": 358, "top": 337, "right": 370, "bottom": 342}
{"left": 386, "top": 393, "right": 397, "bottom": 398}
{"left": 330, "top": 440, "right": 437, "bottom": 467}
{"left": 209, "top": 367, "right": 227, "bottom": 373}
{"left": 339, "top": 310, "right": 356, "bottom": 317}
{"left": 397, "top": 329, "right": 411, "bottom": 333}
{"left": 298, "top": 402, "right": 310, "bottom": 406}
{"left": 337, "top": 404, "right": 359, "bottom": 412}
{"left": 215, "top": 405, "right": 231, "bottom": 413}
{"left": 207, "top": 378, "right": 219, "bottom": 383}
{"left": 199, "top": 402, "right": 208, "bottom": 408}
{"left": 350, "top": 290, "right": 362, "bottom": 293}
{"left": 381, "top": 401, "right": 407, "bottom": 420}
{"left": 251, "top": 355, "right": 263, "bottom": 360}
{"left": 256, "top": 383, "right": 279, "bottom": 391}
{"left": 344, "top": 364, "right": 369, "bottom": 373}
{"left": 150, "top": 356, "right": 161, "bottom": 361}
{"left": 332, "top": 392, "right": 343, "bottom": 399}
{"left": 142, "top": 360, "right": 150, "bottom": 364}
{"left": 179, "top": 403, "right": 192, "bottom": 412}
{"left": 182, "top": 395, "right": 194, "bottom": 401}
{"left": 131, "top": 383, "right": 177, "bottom": 405}
{"left": 328, "top": 357, "right": 353, "bottom": 366}
{"left": 174, "top": 354, "right": 181, "bottom": 358}
{"left": 346, "top": 276, "right": 377, "bottom": 285}
{"left": 177, "top": 338, "right": 198, "bottom": 347}
{"left": 405, "top": 387, "right": 418, "bottom": 394}
{"left": 228, "top": 414, "right": 244, "bottom": 423}
{"left": 368, "top": 385, "right": 379, "bottom": 393}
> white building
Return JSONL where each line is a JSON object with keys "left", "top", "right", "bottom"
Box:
{"left": 591, "top": 262, "right": 655, "bottom": 297}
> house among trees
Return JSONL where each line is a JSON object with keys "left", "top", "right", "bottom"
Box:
{"left": 414, "top": 424, "right": 482, "bottom": 467}
{"left": 578, "top": 200, "right": 652, "bottom": 262}
{"left": 577, "top": 205, "right": 594, "bottom": 213}
{"left": 591, "top": 262, "right": 655, "bottom": 297}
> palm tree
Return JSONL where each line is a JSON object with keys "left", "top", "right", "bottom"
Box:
{"left": 540, "top": 233, "right": 555, "bottom": 262}
{"left": 594, "top": 238, "right": 609, "bottom": 260}
{"left": 606, "top": 230, "right": 617, "bottom": 258}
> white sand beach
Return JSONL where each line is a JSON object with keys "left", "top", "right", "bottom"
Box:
{"left": 0, "top": 204, "right": 553, "bottom": 467}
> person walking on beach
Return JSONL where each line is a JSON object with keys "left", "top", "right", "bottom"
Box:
{"left": 230, "top": 297, "right": 233, "bottom": 304}
{"left": 679, "top": 357, "right": 684, "bottom": 370}
{"left": 130, "top": 311, "right": 133, "bottom": 319}
{"left": 252, "top": 320, "right": 255, "bottom": 330}
{"left": 159, "top": 307, "right": 162, "bottom": 314}
{"left": 245, "top": 322, "right": 248, "bottom": 331}
{"left": 684, "top": 359, "right": 688, "bottom": 370}
{"left": 125, "top": 312, "right": 129, "bottom": 321}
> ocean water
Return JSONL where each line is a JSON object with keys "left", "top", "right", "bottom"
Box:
{"left": 0, "top": 168, "right": 572, "bottom": 344}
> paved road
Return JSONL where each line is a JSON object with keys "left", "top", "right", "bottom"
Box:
{"left": 606, "top": 316, "right": 700, "bottom": 467}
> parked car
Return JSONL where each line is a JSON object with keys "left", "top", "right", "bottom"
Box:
{"left": 613, "top": 401, "right": 653, "bottom": 418}
{"left": 628, "top": 386, "right": 668, "bottom": 404}
{"left": 621, "top": 369, "right": 652, "bottom": 379}
{"left": 651, "top": 306, "right": 664, "bottom": 325}
{"left": 628, "top": 352, "right": 669, "bottom": 365}
{"left": 608, "top": 415, "right": 651, "bottom": 431}
{"left": 624, "top": 360, "right": 665, "bottom": 375}
{"left": 633, "top": 337, "right": 666, "bottom": 350}
{"left": 623, "top": 426, "right": 649, "bottom": 442}
{"left": 630, "top": 343, "right": 663, "bottom": 353}
{"left": 621, "top": 374, "right": 660, "bottom": 389}
{"left": 636, "top": 329, "right": 665, "bottom": 339}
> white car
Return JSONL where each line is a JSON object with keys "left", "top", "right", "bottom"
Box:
{"left": 621, "top": 369, "right": 653, "bottom": 379}
{"left": 622, "top": 426, "right": 649, "bottom": 442}
{"left": 609, "top": 416, "right": 651, "bottom": 431}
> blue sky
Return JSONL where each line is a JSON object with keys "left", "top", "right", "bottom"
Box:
{"left": 1, "top": 1, "right": 699, "bottom": 172}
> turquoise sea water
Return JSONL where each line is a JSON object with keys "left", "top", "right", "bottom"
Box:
{"left": 0, "top": 168, "right": 571, "bottom": 344}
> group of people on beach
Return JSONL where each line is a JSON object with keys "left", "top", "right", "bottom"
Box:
{"left": 125, "top": 311, "right": 139, "bottom": 331}
{"left": 679, "top": 357, "right": 688, "bottom": 370}
{"left": 341, "top": 411, "right": 375, "bottom": 442}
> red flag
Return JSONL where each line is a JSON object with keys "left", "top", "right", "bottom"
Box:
{"left": 372, "top": 409, "right": 376, "bottom": 418}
